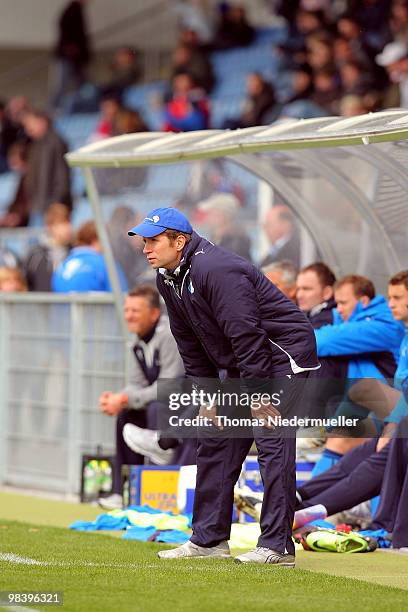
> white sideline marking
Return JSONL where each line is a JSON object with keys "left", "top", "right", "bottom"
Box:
{"left": 1, "top": 607, "right": 40, "bottom": 612}
{"left": 0, "top": 552, "right": 157, "bottom": 570}
{"left": 0, "top": 553, "right": 49, "bottom": 566}
{"left": 0, "top": 551, "right": 233, "bottom": 571}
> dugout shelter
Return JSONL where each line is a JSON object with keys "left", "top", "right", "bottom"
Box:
{"left": 67, "top": 110, "right": 408, "bottom": 335}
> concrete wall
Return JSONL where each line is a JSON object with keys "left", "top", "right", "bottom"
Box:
{"left": 0, "top": 0, "right": 167, "bottom": 49}
{"left": 0, "top": 0, "right": 276, "bottom": 50}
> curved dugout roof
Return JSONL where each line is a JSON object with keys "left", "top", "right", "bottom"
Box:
{"left": 67, "top": 110, "right": 408, "bottom": 167}
{"left": 66, "top": 110, "right": 408, "bottom": 328}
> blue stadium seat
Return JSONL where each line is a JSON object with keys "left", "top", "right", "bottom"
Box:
{"left": 71, "top": 197, "right": 92, "bottom": 227}
{"left": 123, "top": 81, "right": 167, "bottom": 112}
{"left": 142, "top": 108, "right": 162, "bottom": 131}
{"left": 212, "top": 74, "right": 247, "bottom": 98}
{"left": 255, "top": 26, "right": 288, "bottom": 45}
{"left": 145, "top": 164, "right": 191, "bottom": 194}
{"left": 211, "top": 97, "right": 246, "bottom": 128}
{"left": 55, "top": 114, "right": 100, "bottom": 150}
{"left": 71, "top": 167, "right": 86, "bottom": 197}
{"left": 0, "top": 172, "right": 19, "bottom": 214}
{"left": 0, "top": 227, "right": 44, "bottom": 259}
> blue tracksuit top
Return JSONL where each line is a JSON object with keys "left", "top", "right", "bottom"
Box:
{"left": 52, "top": 246, "right": 128, "bottom": 293}
{"left": 386, "top": 328, "right": 408, "bottom": 424}
{"left": 315, "top": 295, "right": 404, "bottom": 380}
{"left": 156, "top": 232, "right": 319, "bottom": 381}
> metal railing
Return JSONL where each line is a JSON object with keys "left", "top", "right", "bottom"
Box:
{"left": 0, "top": 293, "right": 126, "bottom": 495}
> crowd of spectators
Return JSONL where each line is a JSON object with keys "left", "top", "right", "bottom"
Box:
{"left": 1, "top": 1, "right": 408, "bottom": 232}
{"left": 157, "top": 0, "right": 408, "bottom": 128}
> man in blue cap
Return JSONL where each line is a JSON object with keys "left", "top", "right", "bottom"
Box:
{"left": 128, "top": 207, "right": 320, "bottom": 564}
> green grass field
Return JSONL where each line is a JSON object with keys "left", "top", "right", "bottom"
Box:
{"left": 1, "top": 491, "right": 408, "bottom": 612}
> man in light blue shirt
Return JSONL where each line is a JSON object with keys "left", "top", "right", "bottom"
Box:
{"left": 52, "top": 220, "right": 127, "bottom": 292}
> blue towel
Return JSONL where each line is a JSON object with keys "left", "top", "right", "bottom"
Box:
{"left": 123, "top": 526, "right": 157, "bottom": 541}
{"left": 69, "top": 505, "right": 193, "bottom": 536}
{"left": 69, "top": 506, "right": 173, "bottom": 531}
{"left": 155, "top": 530, "right": 191, "bottom": 544}
{"left": 70, "top": 514, "right": 130, "bottom": 531}
{"left": 123, "top": 526, "right": 191, "bottom": 544}
{"left": 359, "top": 528, "right": 392, "bottom": 548}
{"left": 309, "top": 519, "right": 336, "bottom": 529}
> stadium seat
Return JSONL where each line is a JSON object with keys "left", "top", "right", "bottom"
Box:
{"left": 55, "top": 114, "right": 100, "bottom": 150}
{"left": 0, "top": 172, "right": 19, "bottom": 214}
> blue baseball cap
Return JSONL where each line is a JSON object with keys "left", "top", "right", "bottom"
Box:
{"left": 127, "top": 207, "right": 193, "bottom": 238}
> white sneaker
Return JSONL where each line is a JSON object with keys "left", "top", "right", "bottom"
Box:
{"left": 158, "top": 540, "right": 231, "bottom": 559}
{"left": 123, "top": 424, "right": 175, "bottom": 466}
{"left": 235, "top": 547, "right": 295, "bottom": 566}
{"left": 97, "top": 493, "right": 123, "bottom": 510}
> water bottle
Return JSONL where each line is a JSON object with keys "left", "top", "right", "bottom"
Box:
{"left": 293, "top": 504, "right": 328, "bottom": 529}
{"left": 84, "top": 460, "right": 98, "bottom": 497}
{"left": 99, "top": 460, "right": 112, "bottom": 493}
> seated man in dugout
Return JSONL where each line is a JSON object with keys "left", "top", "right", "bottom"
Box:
{"left": 346, "top": 270, "right": 408, "bottom": 443}
{"left": 98, "top": 284, "right": 185, "bottom": 510}
{"left": 296, "top": 261, "right": 338, "bottom": 329}
{"left": 311, "top": 273, "right": 404, "bottom": 475}
{"left": 295, "top": 262, "right": 349, "bottom": 461}
{"left": 262, "top": 259, "right": 297, "bottom": 301}
{"left": 235, "top": 270, "right": 408, "bottom": 541}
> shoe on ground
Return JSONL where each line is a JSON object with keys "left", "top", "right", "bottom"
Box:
{"left": 97, "top": 493, "right": 123, "bottom": 510}
{"left": 234, "top": 547, "right": 295, "bottom": 566}
{"left": 158, "top": 540, "right": 232, "bottom": 559}
{"left": 123, "top": 424, "right": 175, "bottom": 466}
{"left": 306, "top": 528, "right": 377, "bottom": 553}
{"left": 234, "top": 486, "right": 262, "bottom": 521}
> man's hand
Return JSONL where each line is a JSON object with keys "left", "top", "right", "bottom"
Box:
{"left": 198, "top": 404, "right": 223, "bottom": 429}
{"left": 251, "top": 401, "right": 281, "bottom": 430}
{"left": 376, "top": 422, "right": 397, "bottom": 452}
{"left": 99, "top": 391, "right": 127, "bottom": 416}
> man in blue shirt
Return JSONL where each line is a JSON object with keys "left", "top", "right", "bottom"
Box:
{"left": 315, "top": 275, "right": 403, "bottom": 383}
{"left": 52, "top": 220, "right": 127, "bottom": 292}
{"left": 310, "top": 274, "right": 404, "bottom": 475}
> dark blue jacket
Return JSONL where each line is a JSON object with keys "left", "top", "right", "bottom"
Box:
{"left": 308, "top": 298, "right": 336, "bottom": 329}
{"left": 156, "top": 232, "right": 319, "bottom": 381}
